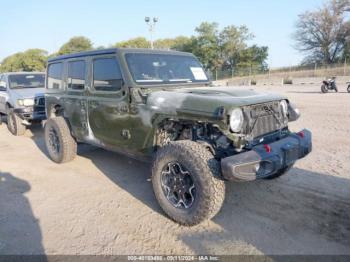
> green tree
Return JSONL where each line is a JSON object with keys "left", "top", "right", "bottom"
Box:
{"left": 0, "top": 49, "right": 48, "bottom": 72}
{"left": 220, "top": 25, "right": 253, "bottom": 71}
{"left": 154, "top": 36, "right": 194, "bottom": 52}
{"left": 238, "top": 45, "right": 269, "bottom": 71}
{"left": 58, "top": 36, "right": 93, "bottom": 55}
{"left": 114, "top": 37, "right": 150, "bottom": 48}
{"left": 191, "top": 22, "right": 222, "bottom": 71}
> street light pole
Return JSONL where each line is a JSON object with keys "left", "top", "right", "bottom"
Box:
{"left": 145, "top": 17, "right": 158, "bottom": 49}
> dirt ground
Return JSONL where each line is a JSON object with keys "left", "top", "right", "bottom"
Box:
{"left": 0, "top": 84, "right": 349, "bottom": 255}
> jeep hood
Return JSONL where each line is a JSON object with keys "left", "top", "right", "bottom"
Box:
{"left": 10, "top": 88, "right": 45, "bottom": 99}
{"left": 146, "top": 86, "right": 286, "bottom": 116}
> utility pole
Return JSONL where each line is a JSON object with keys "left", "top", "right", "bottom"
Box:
{"left": 314, "top": 62, "right": 317, "bottom": 77}
{"left": 344, "top": 58, "right": 347, "bottom": 76}
{"left": 145, "top": 17, "right": 158, "bottom": 49}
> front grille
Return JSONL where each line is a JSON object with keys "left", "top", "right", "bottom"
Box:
{"left": 243, "top": 101, "right": 287, "bottom": 139}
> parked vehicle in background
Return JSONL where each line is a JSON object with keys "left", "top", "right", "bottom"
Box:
{"left": 44, "top": 48, "right": 312, "bottom": 226}
{"left": 0, "top": 72, "right": 46, "bottom": 135}
{"left": 321, "top": 77, "right": 338, "bottom": 93}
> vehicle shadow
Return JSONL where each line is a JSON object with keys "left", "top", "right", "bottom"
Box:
{"left": 78, "top": 147, "right": 163, "bottom": 214}
{"left": 0, "top": 171, "right": 47, "bottom": 258}
{"left": 180, "top": 168, "right": 350, "bottom": 255}
{"left": 27, "top": 124, "right": 47, "bottom": 156}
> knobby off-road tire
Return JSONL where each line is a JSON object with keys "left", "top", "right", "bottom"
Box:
{"left": 7, "top": 110, "right": 26, "bottom": 136}
{"left": 263, "top": 164, "right": 294, "bottom": 180}
{"left": 152, "top": 141, "right": 225, "bottom": 226}
{"left": 45, "top": 117, "right": 77, "bottom": 163}
{"left": 321, "top": 84, "right": 328, "bottom": 93}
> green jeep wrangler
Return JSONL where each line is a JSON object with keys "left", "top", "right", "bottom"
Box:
{"left": 44, "top": 48, "right": 312, "bottom": 226}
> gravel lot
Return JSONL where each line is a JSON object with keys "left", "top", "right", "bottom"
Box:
{"left": 0, "top": 84, "right": 349, "bottom": 255}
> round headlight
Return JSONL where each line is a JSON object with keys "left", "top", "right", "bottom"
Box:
{"left": 230, "top": 108, "right": 244, "bottom": 133}
{"left": 280, "top": 100, "right": 288, "bottom": 117}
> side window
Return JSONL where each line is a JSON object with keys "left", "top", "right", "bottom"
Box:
{"left": 0, "top": 75, "right": 6, "bottom": 91}
{"left": 93, "top": 58, "right": 123, "bottom": 92}
{"left": 68, "top": 60, "right": 86, "bottom": 90}
{"left": 47, "top": 63, "right": 63, "bottom": 89}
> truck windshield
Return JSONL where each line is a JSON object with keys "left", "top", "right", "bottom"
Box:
{"left": 125, "top": 53, "right": 209, "bottom": 85}
{"left": 9, "top": 74, "right": 45, "bottom": 89}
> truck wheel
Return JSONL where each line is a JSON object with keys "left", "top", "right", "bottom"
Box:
{"left": 44, "top": 117, "right": 77, "bottom": 163}
{"left": 321, "top": 84, "right": 328, "bottom": 93}
{"left": 347, "top": 85, "right": 350, "bottom": 93}
{"left": 263, "top": 164, "right": 294, "bottom": 180}
{"left": 7, "top": 110, "right": 26, "bottom": 136}
{"left": 152, "top": 141, "right": 225, "bottom": 226}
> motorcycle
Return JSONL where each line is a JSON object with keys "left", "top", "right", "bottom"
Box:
{"left": 321, "top": 77, "right": 338, "bottom": 93}
{"left": 347, "top": 82, "right": 350, "bottom": 93}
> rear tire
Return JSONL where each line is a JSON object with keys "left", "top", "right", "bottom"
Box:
{"left": 152, "top": 141, "right": 225, "bottom": 226}
{"left": 44, "top": 117, "right": 77, "bottom": 163}
{"left": 321, "top": 84, "right": 328, "bottom": 93}
{"left": 7, "top": 110, "right": 26, "bottom": 136}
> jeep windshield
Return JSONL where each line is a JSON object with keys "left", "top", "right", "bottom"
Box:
{"left": 125, "top": 53, "right": 209, "bottom": 85}
{"left": 9, "top": 74, "right": 45, "bottom": 89}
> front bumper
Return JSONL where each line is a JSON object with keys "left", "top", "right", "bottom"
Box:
{"left": 221, "top": 129, "right": 312, "bottom": 181}
{"left": 14, "top": 106, "right": 46, "bottom": 122}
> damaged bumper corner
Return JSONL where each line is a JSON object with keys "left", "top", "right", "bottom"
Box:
{"left": 221, "top": 129, "right": 312, "bottom": 181}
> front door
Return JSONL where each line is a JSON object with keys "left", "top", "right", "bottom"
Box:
{"left": 87, "top": 55, "right": 130, "bottom": 149}
{"left": 0, "top": 75, "right": 8, "bottom": 113}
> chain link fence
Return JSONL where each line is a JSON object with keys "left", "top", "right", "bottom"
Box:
{"left": 213, "top": 62, "right": 350, "bottom": 82}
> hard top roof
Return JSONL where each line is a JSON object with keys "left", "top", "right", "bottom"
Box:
{"left": 48, "top": 48, "right": 193, "bottom": 63}
{"left": 0, "top": 72, "right": 45, "bottom": 76}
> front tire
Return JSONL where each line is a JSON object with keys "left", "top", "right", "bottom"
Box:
{"left": 152, "top": 141, "right": 225, "bottom": 226}
{"left": 44, "top": 117, "right": 77, "bottom": 163}
{"left": 321, "top": 84, "right": 328, "bottom": 93}
{"left": 7, "top": 110, "right": 26, "bottom": 136}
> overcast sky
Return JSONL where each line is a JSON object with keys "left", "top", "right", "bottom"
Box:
{"left": 0, "top": 0, "right": 325, "bottom": 68}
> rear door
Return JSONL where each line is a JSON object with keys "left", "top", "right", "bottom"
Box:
{"left": 87, "top": 55, "right": 130, "bottom": 148}
{"left": 64, "top": 58, "right": 89, "bottom": 140}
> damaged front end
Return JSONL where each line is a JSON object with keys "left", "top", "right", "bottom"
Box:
{"left": 219, "top": 100, "right": 311, "bottom": 181}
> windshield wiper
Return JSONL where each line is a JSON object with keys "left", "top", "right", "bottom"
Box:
{"left": 136, "top": 79, "right": 164, "bottom": 83}
{"left": 169, "top": 79, "right": 192, "bottom": 82}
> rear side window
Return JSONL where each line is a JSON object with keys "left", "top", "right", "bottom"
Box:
{"left": 47, "top": 63, "right": 63, "bottom": 89}
{"left": 68, "top": 60, "right": 86, "bottom": 90}
{"left": 93, "top": 58, "right": 123, "bottom": 92}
